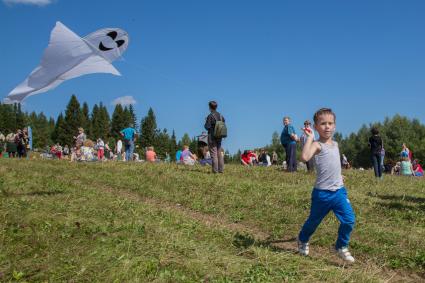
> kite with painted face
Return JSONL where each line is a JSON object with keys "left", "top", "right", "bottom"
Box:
{"left": 4, "top": 21, "right": 129, "bottom": 103}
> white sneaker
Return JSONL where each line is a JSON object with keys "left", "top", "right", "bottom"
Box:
{"left": 336, "top": 247, "right": 355, "bottom": 263}
{"left": 297, "top": 239, "right": 309, "bottom": 256}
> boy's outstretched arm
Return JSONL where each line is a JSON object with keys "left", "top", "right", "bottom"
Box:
{"left": 301, "top": 130, "right": 320, "bottom": 162}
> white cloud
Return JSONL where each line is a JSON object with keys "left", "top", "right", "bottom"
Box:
{"left": 3, "top": 0, "right": 53, "bottom": 6}
{"left": 111, "top": 96, "right": 137, "bottom": 106}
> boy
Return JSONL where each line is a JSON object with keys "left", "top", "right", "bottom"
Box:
{"left": 297, "top": 108, "right": 356, "bottom": 263}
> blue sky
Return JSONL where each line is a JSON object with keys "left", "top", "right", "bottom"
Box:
{"left": 1, "top": 0, "right": 424, "bottom": 153}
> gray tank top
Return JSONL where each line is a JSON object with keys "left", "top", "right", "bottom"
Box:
{"left": 314, "top": 141, "right": 344, "bottom": 191}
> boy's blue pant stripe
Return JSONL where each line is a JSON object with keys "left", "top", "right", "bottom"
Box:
{"left": 298, "top": 187, "right": 355, "bottom": 249}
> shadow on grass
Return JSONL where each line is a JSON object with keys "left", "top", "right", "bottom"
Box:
{"left": 2, "top": 189, "right": 65, "bottom": 197}
{"left": 367, "top": 192, "right": 425, "bottom": 204}
{"left": 377, "top": 201, "right": 425, "bottom": 212}
{"left": 233, "top": 232, "right": 297, "bottom": 253}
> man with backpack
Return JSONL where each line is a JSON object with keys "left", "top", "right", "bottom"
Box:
{"left": 204, "top": 101, "right": 226, "bottom": 173}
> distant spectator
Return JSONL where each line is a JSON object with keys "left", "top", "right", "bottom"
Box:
{"left": 391, "top": 162, "right": 401, "bottom": 175}
{"left": 280, "top": 116, "right": 298, "bottom": 172}
{"left": 258, "top": 149, "right": 271, "bottom": 167}
{"left": 0, "top": 132, "right": 5, "bottom": 157}
{"left": 412, "top": 160, "right": 424, "bottom": 177}
{"left": 74, "top": 127, "right": 86, "bottom": 149}
{"left": 241, "top": 150, "right": 256, "bottom": 166}
{"left": 400, "top": 156, "right": 415, "bottom": 176}
{"left": 15, "top": 129, "right": 28, "bottom": 158}
{"left": 164, "top": 152, "right": 171, "bottom": 163}
{"left": 63, "top": 145, "right": 70, "bottom": 158}
{"left": 181, "top": 145, "right": 197, "bottom": 165}
{"left": 368, "top": 128, "right": 383, "bottom": 178}
{"left": 56, "top": 144, "right": 63, "bottom": 159}
{"left": 96, "top": 138, "right": 105, "bottom": 161}
{"left": 401, "top": 143, "right": 412, "bottom": 161}
{"left": 199, "top": 150, "right": 212, "bottom": 166}
{"left": 6, "top": 132, "right": 17, "bottom": 158}
{"left": 176, "top": 149, "right": 182, "bottom": 164}
{"left": 116, "top": 139, "right": 123, "bottom": 160}
{"left": 104, "top": 143, "right": 111, "bottom": 160}
{"left": 120, "top": 124, "right": 137, "bottom": 162}
{"left": 145, "top": 146, "right": 157, "bottom": 162}
{"left": 341, "top": 154, "right": 350, "bottom": 169}
{"left": 272, "top": 151, "right": 278, "bottom": 165}
{"left": 204, "top": 100, "right": 226, "bottom": 173}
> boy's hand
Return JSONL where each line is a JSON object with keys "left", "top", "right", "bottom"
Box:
{"left": 342, "top": 175, "right": 346, "bottom": 183}
{"left": 302, "top": 128, "right": 314, "bottom": 138}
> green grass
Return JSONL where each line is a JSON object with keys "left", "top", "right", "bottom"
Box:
{"left": 0, "top": 159, "right": 424, "bottom": 282}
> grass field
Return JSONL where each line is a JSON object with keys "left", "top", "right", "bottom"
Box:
{"left": 0, "top": 159, "right": 424, "bottom": 282}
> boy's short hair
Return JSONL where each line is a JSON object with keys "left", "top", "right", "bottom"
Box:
{"left": 313, "top": 108, "right": 336, "bottom": 124}
{"left": 209, "top": 101, "right": 218, "bottom": 110}
{"left": 371, "top": 127, "right": 379, "bottom": 135}
{"left": 283, "top": 116, "right": 291, "bottom": 120}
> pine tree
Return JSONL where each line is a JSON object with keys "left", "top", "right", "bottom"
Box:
{"left": 180, "top": 133, "right": 191, "bottom": 147}
{"left": 189, "top": 136, "right": 198, "bottom": 154}
{"left": 99, "top": 103, "right": 111, "bottom": 140}
{"left": 169, "top": 130, "right": 178, "bottom": 160}
{"left": 90, "top": 104, "right": 100, "bottom": 138}
{"left": 29, "top": 112, "right": 51, "bottom": 149}
{"left": 81, "top": 102, "right": 91, "bottom": 138}
{"left": 52, "top": 113, "right": 67, "bottom": 145}
{"left": 0, "top": 103, "right": 16, "bottom": 133}
{"left": 155, "top": 129, "right": 170, "bottom": 158}
{"left": 140, "top": 108, "right": 158, "bottom": 149}
{"left": 15, "top": 103, "right": 26, "bottom": 130}
{"left": 128, "top": 104, "right": 137, "bottom": 129}
{"left": 91, "top": 103, "right": 111, "bottom": 140}
{"left": 111, "top": 104, "right": 126, "bottom": 139}
{"left": 64, "top": 95, "right": 83, "bottom": 145}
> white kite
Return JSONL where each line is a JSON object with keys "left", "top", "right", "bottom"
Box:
{"left": 4, "top": 21, "right": 129, "bottom": 103}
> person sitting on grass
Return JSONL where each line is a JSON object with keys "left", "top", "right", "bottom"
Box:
{"left": 297, "top": 108, "right": 356, "bottom": 263}
{"left": 181, "top": 145, "right": 197, "bottom": 165}
{"left": 145, "top": 146, "right": 158, "bottom": 163}
{"left": 391, "top": 161, "right": 401, "bottom": 175}
{"left": 241, "top": 150, "right": 256, "bottom": 166}
{"left": 258, "top": 149, "right": 271, "bottom": 167}
{"left": 412, "top": 159, "right": 424, "bottom": 177}
{"left": 400, "top": 155, "right": 415, "bottom": 176}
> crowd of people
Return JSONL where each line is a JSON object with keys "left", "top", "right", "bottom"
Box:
{"left": 235, "top": 116, "right": 422, "bottom": 179}
{"left": 2, "top": 102, "right": 423, "bottom": 180}
{"left": 0, "top": 101, "right": 227, "bottom": 173}
{"left": 0, "top": 128, "right": 30, "bottom": 158}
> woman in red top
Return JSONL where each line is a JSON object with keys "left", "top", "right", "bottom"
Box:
{"left": 413, "top": 160, "right": 424, "bottom": 177}
{"left": 241, "top": 150, "right": 256, "bottom": 166}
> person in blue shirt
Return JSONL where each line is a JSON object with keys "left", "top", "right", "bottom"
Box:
{"left": 175, "top": 149, "right": 182, "bottom": 163}
{"left": 120, "top": 124, "right": 137, "bottom": 162}
{"left": 280, "top": 116, "right": 298, "bottom": 172}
